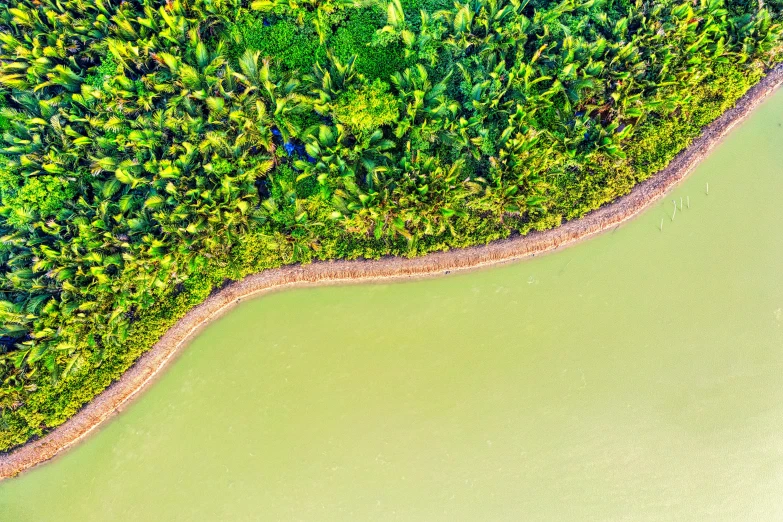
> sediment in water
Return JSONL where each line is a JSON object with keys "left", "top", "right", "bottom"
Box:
{"left": 2, "top": 63, "right": 782, "bottom": 480}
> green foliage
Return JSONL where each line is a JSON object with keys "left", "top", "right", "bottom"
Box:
{"left": 0, "top": 92, "right": 10, "bottom": 131}
{"left": 0, "top": 0, "right": 781, "bottom": 451}
{"left": 0, "top": 172, "right": 75, "bottom": 225}
{"left": 84, "top": 54, "right": 118, "bottom": 90}
{"left": 333, "top": 79, "right": 399, "bottom": 134}
{"left": 331, "top": 8, "right": 408, "bottom": 80}
{"left": 230, "top": 15, "right": 325, "bottom": 71}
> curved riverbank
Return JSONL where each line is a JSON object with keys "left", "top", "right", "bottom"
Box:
{"left": 2, "top": 63, "right": 782, "bottom": 480}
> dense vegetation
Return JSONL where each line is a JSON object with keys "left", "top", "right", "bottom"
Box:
{"left": 0, "top": 0, "right": 781, "bottom": 451}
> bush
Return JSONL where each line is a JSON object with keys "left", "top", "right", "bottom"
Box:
{"left": 231, "top": 15, "right": 325, "bottom": 71}
{"left": 332, "top": 79, "right": 399, "bottom": 135}
{"left": 330, "top": 9, "right": 408, "bottom": 80}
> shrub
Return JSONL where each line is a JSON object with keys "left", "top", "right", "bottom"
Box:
{"left": 332, "top": 79, "right": 399, "bottom": 135}
{"left": 330, "top": 9, "right": 407, "bottom": 80}
{"left": 232, "top": 15, "right": 325, "bottom": 71}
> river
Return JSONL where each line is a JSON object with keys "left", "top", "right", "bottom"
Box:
{"left": 1, "top": 89, "right": 782, "bottom": 521}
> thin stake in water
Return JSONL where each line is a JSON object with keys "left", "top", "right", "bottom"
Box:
{"left": 687, "top": 195, "right": 690, "bottom": 209}
{"left": 680, "top": 197, "right": 683, "bottom": 210}
{"left": 671, "top": 200, "right": 677, "bottom": 221}
{"left": 660, "top": 218, "right": 664, "bottom": 232}
{"left": 706, "top": 182, "right": 709, "bottom": 195}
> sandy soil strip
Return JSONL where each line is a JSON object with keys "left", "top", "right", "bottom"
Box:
{"left": 2, "top": 64, "right": 782, "bottom": 480}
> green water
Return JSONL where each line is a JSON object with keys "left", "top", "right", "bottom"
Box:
{"left": 2, "top": 91, "right": 783, "bottom": 521}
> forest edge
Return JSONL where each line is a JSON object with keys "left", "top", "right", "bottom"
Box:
{"left": 1, "top": 62, "right": 782, "bottom": 480}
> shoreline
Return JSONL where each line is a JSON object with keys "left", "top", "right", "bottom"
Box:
{"left": 2, "top": 63, "right": 782, "bottom": 480}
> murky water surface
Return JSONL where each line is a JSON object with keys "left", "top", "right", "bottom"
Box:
{"left": 2, "top": 91, "right": 783, "bottom": 521}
